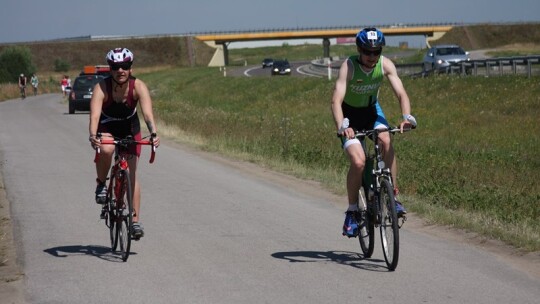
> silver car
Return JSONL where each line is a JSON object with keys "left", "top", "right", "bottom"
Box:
{"left": 423, "top": 45, "right": 470, "bottom": 72}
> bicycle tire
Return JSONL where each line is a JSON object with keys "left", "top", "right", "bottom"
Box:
{"left": 107, "top": 193, "right": 117, "bottom": 251}
{"left": 117, "top": 169, "right": 132, "bottom": 262}
{"left": 379, "top": 177, "right": 399, "bottom": 271}
{"left": 358, "top": 188, "right": 374, "bottom": 257}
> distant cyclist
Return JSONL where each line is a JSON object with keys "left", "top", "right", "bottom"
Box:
{"left": 61, "top": 75, "right": 68, "bottom": 97}
{"left": 30, "top": 73, "right": 39, "bottom": 96}
{"left": 18, "top": 73, "right": 27, "bottom": 99}
{"left": 331, "top": 28, "right": 417, "bottom": 237}
{"left": 89, "top": 48, "right": 160, "bottom": 239}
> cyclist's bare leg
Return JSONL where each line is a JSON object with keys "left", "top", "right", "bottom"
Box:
{"left": 95, "top": 133, "right": 114, "bottom": 183}
{"left": 345, "top": 143, "right": 366, "bottom": 207}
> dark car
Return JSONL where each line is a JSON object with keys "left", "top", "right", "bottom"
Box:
{"left": 68, "top": 74, "right": 105, "bottom": 114}
{"left": 271, "top": 60, "right": 291, "bottom": 76}
{"left": 262, "top": 58, "right": 274, "bottom": 68}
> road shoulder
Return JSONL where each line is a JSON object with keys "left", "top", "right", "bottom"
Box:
{"left": 169, "top": 140, "right": 540, "bottom": 280}
{"left": 0, "top": 173, "right": 26, "bottom": 304}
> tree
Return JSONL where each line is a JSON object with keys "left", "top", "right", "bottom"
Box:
{"left": 0, "top": 46, "right": 36, "bottom": 83}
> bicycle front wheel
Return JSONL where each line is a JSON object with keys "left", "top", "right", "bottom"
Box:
{"left": 107, "top": 195, "right": 117, "bottom": 251}
{"left": 379, "top": 177, "right": 399, "bottom": 271}
{"left": 116, "top": 169, "right": 132, "bottom": 262}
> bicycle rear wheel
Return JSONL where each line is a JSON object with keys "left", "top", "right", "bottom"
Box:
{"left": 379, "top": 177, "right": 399, "bottom": 271}
{"left": 116, "top": 170, "right": 132, "bottom": 262}
{"left": 358, "top": 210, "right": 375, "bottom": 257}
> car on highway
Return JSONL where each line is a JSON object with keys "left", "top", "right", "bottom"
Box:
{"left": 423, "top": 44, "right": 470, "bottom": 73}
{"left": 271, "top": 59, "right": 291, "bottom": 76}
{"left": 262, "top": 58, "right": 274, "bottom": 68}
{"left": 68, "top": 74, "right": 105, "bottom": 114}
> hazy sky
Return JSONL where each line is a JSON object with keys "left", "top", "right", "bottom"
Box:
{"left": 1, "top": 0, "right": 539, "bottom": 44}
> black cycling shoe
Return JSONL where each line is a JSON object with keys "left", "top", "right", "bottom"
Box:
{"left": 131, "top": 222, "right": 144, "bottom": 240}
{"left": 95, "top": 179, "right": 107, "bottom": 204}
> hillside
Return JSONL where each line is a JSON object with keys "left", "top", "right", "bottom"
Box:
{"left": 432, "top": 23, "right": 540, "bottom": 50}
{"left": 0, "top": 36, "right": 215, "bottom": 72}
{"left": 2, "top": 23, "right": 540, "bottom": 74}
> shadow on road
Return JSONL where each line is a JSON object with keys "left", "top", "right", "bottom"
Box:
{"left": 271, "top": 250, "right": 388, "bottom": 272}
{"left": 43, "top": 245, "right": 136, "bottom": 262}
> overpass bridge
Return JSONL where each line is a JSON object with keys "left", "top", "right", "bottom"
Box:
{"left": 195, "top": 24, "right": 455, "bottom": 66}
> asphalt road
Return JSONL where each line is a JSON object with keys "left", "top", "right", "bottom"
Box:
{"left": 0, "top": 95, "right": 539, "bottom": 304}
{"left": 228, "top": 60, "right": 317, "bottom": 78}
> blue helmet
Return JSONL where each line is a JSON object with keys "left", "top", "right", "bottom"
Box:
{"left": 356, "top": 28, "right": 386, "bottom": 48}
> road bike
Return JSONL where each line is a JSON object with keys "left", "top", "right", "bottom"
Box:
{"left": 19, "top": 86, "right": 26, "bottom": 99}
{"left": 342, "top": 127, "right": 413, "bottom": 271}
{"left": 95, "top": 134, "right": 156, "bottom": 261}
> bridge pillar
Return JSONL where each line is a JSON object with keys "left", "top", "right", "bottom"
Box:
{"left": 222, "top": 42, "right": 230, "bottom": 66}
{"left": 323, "top": 38, "right": 330, "bottom": 58}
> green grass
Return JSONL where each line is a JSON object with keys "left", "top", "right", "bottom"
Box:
{"left": 139, "top": 66, "right": 540, "bottom": 252}
{"left": 1, "top": 34, "right": 539, "bottom": 252}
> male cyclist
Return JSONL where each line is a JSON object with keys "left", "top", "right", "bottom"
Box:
{"left": 331, "top": 28, "right": 417, "bottom": 237}
{"left": 18, "top": 73, "right": 27, "bottom": 99}
{"left": 89, "top": 48, "right": 160, "bottom": 239}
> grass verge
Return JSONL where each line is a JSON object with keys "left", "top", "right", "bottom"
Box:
{"left": 137, "top": 67, "right": 540, "bottom": 252}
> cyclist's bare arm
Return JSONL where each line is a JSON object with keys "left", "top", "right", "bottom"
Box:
{"left": 133, "top": 79, "right": 160, "bottom": 148}
{"left": 89, "top": 82, "right": 107, "bottom": 148}
{"left": 332, "top": 59, "right": 356, "bottom": 139}
{"left": 382, "top": 57, "right": 413, "bottom": 131}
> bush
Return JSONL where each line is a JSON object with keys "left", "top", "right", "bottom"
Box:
{"left": 0, "top": 46, "right": 36, "bottom": 83}
{"left": 54, "top": 58, "right": 70, "bottom": 72}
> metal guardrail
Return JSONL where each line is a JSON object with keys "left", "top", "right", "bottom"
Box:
{"left": 432, "top": 56, "right": 540, "bottom": 77}
{"left": 310, "top": 55, "right": 540, "bottom": 78}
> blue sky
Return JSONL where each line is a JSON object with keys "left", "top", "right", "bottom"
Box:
{"left": 1, "top": 0, "right": 539, "bottom": 45}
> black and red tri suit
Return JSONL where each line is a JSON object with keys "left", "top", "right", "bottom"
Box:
{"left": 97, "top": 76, "right": 142, "bottom": 156}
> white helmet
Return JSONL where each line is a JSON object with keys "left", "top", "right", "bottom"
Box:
{"left": 106, "top": 48, "right": 134, "bottom": 64}
{"left": 20, "top": 73, "right": 24, "bottom": 77}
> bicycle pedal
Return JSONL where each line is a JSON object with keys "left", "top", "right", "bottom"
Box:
{"left": 398, "top": 216, "right": 407, "bottom": 228}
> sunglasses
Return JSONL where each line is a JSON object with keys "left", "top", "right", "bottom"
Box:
{"left": 360, "top": 49, "right": 382, "bottom": 56}
{"left": 110, "top": 62, "right": 132, "bottom": 71}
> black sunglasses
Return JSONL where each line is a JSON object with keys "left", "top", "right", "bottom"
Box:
{"left": 110, "top": 62, "right": 132, "bottom": 71}
{"left": 360, "top": 48, "right": 382, "bottom": 56}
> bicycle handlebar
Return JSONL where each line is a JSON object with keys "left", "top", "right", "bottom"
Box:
{"left": 337, "top": 126, "right": 415, "bottom": 139}
{"left": 94, "top": 137, "right": 157, "bottom": 164}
